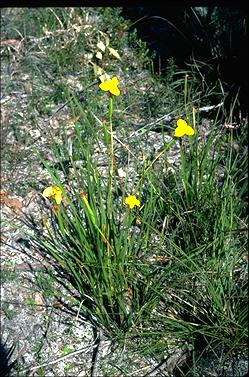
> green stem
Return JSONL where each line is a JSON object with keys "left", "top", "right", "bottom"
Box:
{"left": 109, "top": 95, "right": 114, "bottom": 177}
{"left": 134, "top": 138, "right": 175, "bottom": 193}
{"left": 192, "top": 107, "right": 199, "bottom": 191}
{"left": 184, "top": 74, "right": 188, "bottom": 122}
{"left": 102, "top": 120, "right": 109, "bottom": 146}
{"left": 106, "top": 95, "right": 114, "bottom": 237}
{"left": 146, "top": 138, "right": 175, "bottom": 173}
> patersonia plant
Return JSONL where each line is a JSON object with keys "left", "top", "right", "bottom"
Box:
{"left": 23, "top": 77, "right": 197, "bottom": 338}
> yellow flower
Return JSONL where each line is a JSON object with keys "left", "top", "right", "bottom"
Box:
{"left": 43, "top": 186, "right": 62, "bottom": 205}
{"left": 174, "top": 118, "right": 195, "bottom": 137}
{"left": 99, "top": 77, "right": 120, "bottom": 96}
{"left": 125, "top": 195, "right": 141, "bottom": 209}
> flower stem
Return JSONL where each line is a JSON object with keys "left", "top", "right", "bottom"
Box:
{"left": 134, "top": 138, "right": 175, "bottom": 193}
{"left": 106, "top": 95, "right": 114, "bottom": 243}
{"left": 109, "top": 95, "right": 114, "bottom": 177}
{"left": 184, "top": 74, "right": 189, "bottom": 122}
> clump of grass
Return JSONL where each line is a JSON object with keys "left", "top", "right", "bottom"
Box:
{"left": 20, "top": 72, "right": 247, "bottom": 367}
{"left": 27, "top": 91, "right": 168, "bottom": 336}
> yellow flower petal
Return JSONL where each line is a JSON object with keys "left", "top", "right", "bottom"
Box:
{"left": 43, "top": 186, "right": 54, "bottom": 197}
{"left": 125, "top": 195, "right": 141, "bottom": 209}
{"left": 174, "top": 127, "right": 185, "bottom": 137}
{"left": 177, "top": 119, "right": 188, "bottom": 128}
{"left": 99, "top": 77, "right": 120, "bottom": 96}
{"left": 111, "top": 77, "right": 119, "bottom": 86}
{"left": 42, "top": 186, "right": 62, "bottom": 204}
{"left": 185, "top": 125, "right": 195, "bottom": 136}
{"left": 174, "top": 119, "right": 195, "bottom": 137}
{"left": 109, "top": 85, "right": 120, "bottom": 96}
{"left": 54, "top": 192, "right": 62, "bottom": 204}
{"left": 99, "top": 81, "right": 110, "bottom": 92}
